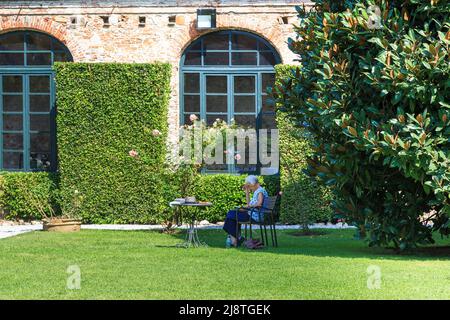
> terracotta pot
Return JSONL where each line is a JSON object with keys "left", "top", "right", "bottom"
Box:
{"left": 43, "top": 218, "right": 81, "bottom": 232}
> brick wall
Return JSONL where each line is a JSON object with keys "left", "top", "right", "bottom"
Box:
{"left": 0, "top": 1, "right": 309, "bottom": 145}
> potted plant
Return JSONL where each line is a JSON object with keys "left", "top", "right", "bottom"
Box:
{"left": 14, "top": 178, "right": 83, "bottom": 232}
{"left": 42, "top": 188, "right": 83, "bottom": 232}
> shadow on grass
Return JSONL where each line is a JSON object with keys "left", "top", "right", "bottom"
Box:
{"left": 138, "top": 228, "right": 450, "bottom": 261}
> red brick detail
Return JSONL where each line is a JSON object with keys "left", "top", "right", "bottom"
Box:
{"left": 0, "top": 16, "right": 81, "bottom": 61}
{"left": 176, "top": 14, "right": 285, "bottom": 60}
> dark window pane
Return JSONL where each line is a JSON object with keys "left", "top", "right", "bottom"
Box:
{"left": 27, "top": 53, "right": 52, "bottom": 66}
{"left": 30, "top": 114, "right": 50, "bottom": 132}
{"left": 233, "top": 115, "right": 256, "bottom": 128}
{"left": 3, "top": 76, "right": 22, "bottom": 92}
{"left": 0, "top": 33, "right": 24, "bottom": 50}
{"left": 206, "top": 114, "right": 227, "bottom": 126}
{"left": 183, "top": 113, "right": 200, "bottom": 125}
{"left": 3, "top": 152, "right": 23, "bottom": 169}
{"left": 236, "top": 164, "right": 258, "bottom": 174}
{"left": 262, "top": 95, "right": 275, "bottom": 112}
{"left": 27, "top": 32, "right": 52, "bottom": 50}
{"left": 206, "top": 76, "right": 227, "bottom": 93}
{"left": 3, "top": 133, "right": 23, "bottom": 150}
{"left": 30, "top": 76, "right": 50, "bottom": 93}
{"left": 183, "top": 95, "right": 200, "bottom": 113}
{"left": 232, "top": 52, "right": 257, "bottom": 65}
{"left": 262, "top": 73, "right": 275, "bottom": 93}
{"left": 3, "top": 114, "right": 23, "bottom": 131}
{"left": 204, "top": 52, "right": 229, "bottom": 65}
{"left": 234, "top": 76, "right": 255, "bottom": 93}
{"left": 30, "top": 152, "right": 51, "bottom": 170}
{"left": 30, "top": 95, "right": 51, "bottom": 112}
{"left": 30, "top": 133, "right": 50, "bottom": 152}
{"left": 184, "top": 52, "right": 201, "bottom": 65}
{"left": 234, "top": 96, "right": 255, "bottom": 113}
{"left": 232, "top": 34, "right": 257, "bottom": 50}
{"left": 261, "top": 114, "right": 277, "bottom": 129}
{"left": 206, "top": 95, "right": 227, "bottom": 113}
{"left": 205, "top": 163, "right": 228, "bottom": 171}
{"left": 259, "top": 41, "right": 272, "bottom": 51}
{"left": 259, "top": 51, "right": 277, "bottom": 66}
{"left": 3, "top": 95, "right": 22, "bottom": 112}
{"left": 184, "top": 73, "right": 200, "bottom": 93}
{"left": 235, "top": 138, "right": 258, "bottom": 173}
{"left": 52, "top": 40, "right": 68, "bottom": 51}
{"left": 54, "top": 51, "right": 70, "bottom": 62}
{"left": 236, "top": 154, "right": 258, "bottom": 173}
{"left": 203, "top": 33, "right": 228, "bottom": 50}
{"left": 0, "top": 53, "right": 24, "bottom": 66}
{"left": 188, "top": 40, "right": 202, "bottom": 51}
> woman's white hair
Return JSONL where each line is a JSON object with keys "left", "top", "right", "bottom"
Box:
{"left": 245, "top": 175, "right": 259, "bottom": 185}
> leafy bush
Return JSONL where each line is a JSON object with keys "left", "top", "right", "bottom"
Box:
{"left": 192, "top": 174, "right": 279, "bottom": 223}
{"left": 275, "top": 1, "right": 449, "bottom": 249}
{"left": 0, "top": 172, "right": 58, "bottom": 220}
{"left": 274, "top": 65, "right": 333, "bottom": 226}
{"left": 55, "top": 62, "right": 171, "bottom": 224}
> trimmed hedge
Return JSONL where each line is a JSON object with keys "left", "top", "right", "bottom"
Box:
{"left": 55, "top": 62, "right": 171, "bottom": 224}
{"left": 193, "top": 174, "right": 279, "bottom": 223}
{"left": 275, "top": 65, "right": 333, "bottom": 224}
{"left": 0, "top": 172, "right": 58, "bottom": 220}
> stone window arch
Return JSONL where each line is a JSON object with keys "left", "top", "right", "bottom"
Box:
{"left": 0, "top": 30, "right": 73, "bottom": 171}
{"left": 180, "top": 30, "right": 280, "bottom": 174}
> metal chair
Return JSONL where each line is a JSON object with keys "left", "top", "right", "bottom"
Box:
{"left": 235, "top": 195, "right": 279, "bottom": 247}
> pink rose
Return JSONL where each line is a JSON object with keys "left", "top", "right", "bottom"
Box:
{"left": 278, "top": 191, "right": 283, "bottom": 196}
{"left": 189, "top": 114, "right": 198, "bottom": 122}
{"left": 152, "top": 129, "right": 161, "bottom": 137}
{"left": 234, "top": 154, "right": 241, "bottom": 161}
{"left": 129, "top": 149, "right": 138, "bottom": 158}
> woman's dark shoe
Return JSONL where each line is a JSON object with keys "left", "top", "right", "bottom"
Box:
{"left": 237, "top": 236, "right": 246, "bottom": 247}
{"left": 244, "top": 239, "right": 264, "bottom": 249}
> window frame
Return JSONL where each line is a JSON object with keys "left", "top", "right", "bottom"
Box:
{"left": 0, "top": 31, "right": 73, "bottom": 171}
{"left": 180, "top": 30, "right": 281, "bottom": 175}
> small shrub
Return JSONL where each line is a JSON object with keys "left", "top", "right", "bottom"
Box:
{"left": 275, "top": 65, "right": 333, "bottom": 226}
{"left": 0, "top": 172, "right": 58, "bottom": 220}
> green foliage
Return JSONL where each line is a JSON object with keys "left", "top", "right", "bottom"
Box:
{"left": 192, "top": 174, "right": 279, "bottom": 223}
{"left": 275, "top": 0, "right": 449, "bottom": 249}
{"left": 275, "top": 65, "right": 333, "bottom": 226}
{"left": 55, "top": 62, "right": 172, "bottom": 224}
{"left": 0, "top": 172, "right": 58, "bottom": 220}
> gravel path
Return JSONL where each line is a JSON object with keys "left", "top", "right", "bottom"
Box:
{"left": 0, "top": 222, "right": 355, "bottom": 239}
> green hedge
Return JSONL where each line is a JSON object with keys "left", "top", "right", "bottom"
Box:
{"left": 192, "top": 174, "right": 279, "bottom": 223}
{"left": 0, "top": 172, "right": 58, "bottom": 220}
{"left": 275, "top": 65, "right": 333, "bottom": 224}
{"left": 55, "top": 62, "right": 171, "bottom": 224}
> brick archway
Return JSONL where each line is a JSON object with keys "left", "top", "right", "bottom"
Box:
{"left": 0, "top": 16, "right": 81, "bottom": 61}
{"left": 174, "top": 14, "right": 287, "bottom": 63}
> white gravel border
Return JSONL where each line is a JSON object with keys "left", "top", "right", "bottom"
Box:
{"left": 0, "top": 222, "right": 355, "bottom": 239}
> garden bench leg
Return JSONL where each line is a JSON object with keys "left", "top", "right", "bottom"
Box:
{"left": 259, "top": 224, "right": 265, "bottom": 245}
{"left": 273, "top": 223, "right": 278, "bottom": 247}
{"left": 263, "top": 224, "right": 269, "bottom": 247}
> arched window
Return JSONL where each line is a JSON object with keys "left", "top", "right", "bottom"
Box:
{"left": 0, "top": 31, "right": 72, "bottom": 171}
{"left": 180, "top": 30, "right": 281, "bottom": 174}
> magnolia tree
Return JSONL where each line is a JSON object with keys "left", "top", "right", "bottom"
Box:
{"left": 275, "top": 0, "right": 449, "bottom": 249}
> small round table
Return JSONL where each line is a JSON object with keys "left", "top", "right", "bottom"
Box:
{"left": 169, "top": 201, "right": 212, "bottom": 248}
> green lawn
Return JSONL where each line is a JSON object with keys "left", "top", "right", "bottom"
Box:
{"left": 0, "top": 229, "right": 449, "bottom": 299}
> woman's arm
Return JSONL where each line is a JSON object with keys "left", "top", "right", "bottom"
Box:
{"left": 248, "top": 193, "right": 264, "bottom": 208}
{"left": 245, "top": 188, "right": 250, "bottom": 206}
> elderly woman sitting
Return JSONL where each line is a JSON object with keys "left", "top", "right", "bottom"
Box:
{"left": 222, "top": 175, "right": 268, "bottom": 247}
